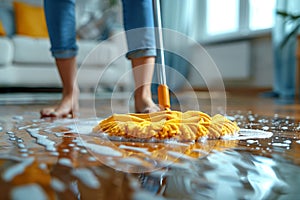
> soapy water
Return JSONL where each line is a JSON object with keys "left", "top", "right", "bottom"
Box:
{"left": 139, "top": 150, "right": 300, "bottom": 200}
{"left": 1, "top": 111, "right": 300, "bottom": 199}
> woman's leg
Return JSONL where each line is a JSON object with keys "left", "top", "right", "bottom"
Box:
{"left": 40, "top": 57, "right": 79, "bottom": 118}
{"left": 122, "top": 0, "right": 160, "bottom": 113}
{"left": 131, "top": 56, "right": 159, "bottom": 113}
{"left": 41, "top": 0, "right": 79, "bottom": 118}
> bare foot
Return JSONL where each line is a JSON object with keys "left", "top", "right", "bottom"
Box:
{"left": 40, "top": 88, "right": 79, "bottom": 118}
{"left": 135, "top": 97, "right": 160, "bottom": 113}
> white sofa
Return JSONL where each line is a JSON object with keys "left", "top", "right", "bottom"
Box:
{"left": 0, "top": 34, "right": 132, "bottom": 91}
{"left": 0, "top": 0, "right": 132, "bottom": 92}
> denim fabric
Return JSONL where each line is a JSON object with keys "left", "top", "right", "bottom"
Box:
{"left": 121, "top": 0, "right": 157, "bottom": 59}
{"left": 44, "top": 0, "right": 156, "bottom": 59}
{"left": 44, "top": 0, "right": 78, "bottom": 58}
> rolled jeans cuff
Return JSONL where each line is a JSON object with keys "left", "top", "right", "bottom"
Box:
{"left": 126, "top": 48, "right": 157, "bottom": 59}
{"left": 51, "top": 48, "right": 78, "bottom": 59}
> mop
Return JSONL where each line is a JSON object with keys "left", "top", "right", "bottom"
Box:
{"left": 93, "top": 0, "right": 240, "bottom": 141}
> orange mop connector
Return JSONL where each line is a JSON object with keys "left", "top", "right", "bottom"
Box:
{"left": 158, "top": 84, "right": 171, "bottom": 111}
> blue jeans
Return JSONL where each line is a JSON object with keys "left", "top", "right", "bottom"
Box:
{"left": 44, "top": 0, "right": 157, "bottom": 59}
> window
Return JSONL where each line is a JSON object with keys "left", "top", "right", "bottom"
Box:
{"left": 206, "top": 0, "right": 239, "bottom": 35}
{"left": 249, "top": 0, "right": 276, "bottom": 30}
{"left": 197, "top": 0, "right": 276, "bottom": 42}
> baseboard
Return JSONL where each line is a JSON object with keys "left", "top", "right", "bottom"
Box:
{"left": 187, "top": 87, "right": 272, "bottom": 94}
{"left": 0, "top": 87, "right": 62, "bottom": 93}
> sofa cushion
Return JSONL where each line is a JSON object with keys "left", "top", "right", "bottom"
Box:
{"left": 12, "top": 36, "right": 53, "bottom": 64}
{"left": 13, "top": 1, "right": 48, "bottom": 38}
{"left": 0, "top": 37, "right": 13, "bottom": 65}
{"left": 12, "top": 35, "right": 122, "bottom": 67}
{"left": 0, "top": 21, "right": 5, "bottom": 36}
{"left": 77, "top": 39, "right": 120, "bottom": 66}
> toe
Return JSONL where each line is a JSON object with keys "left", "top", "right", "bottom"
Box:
{"left": 40, "top": 108, "right": 55, "bottom": 117}
{"left": 141, "top": 105, "right": 161, "bottom": 113}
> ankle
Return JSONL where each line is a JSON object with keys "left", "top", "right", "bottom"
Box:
{"left": 134, "top": 86, "right": 152, "bottom": 99}
{"left": 62, "top": 86, "right": 79, "bottom": 97}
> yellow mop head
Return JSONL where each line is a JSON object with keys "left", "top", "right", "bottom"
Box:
{"left": 93, "top": 110, "right": 239, "bottom": 141}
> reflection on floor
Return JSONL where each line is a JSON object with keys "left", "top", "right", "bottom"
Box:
{"left": 1, "top": 90, "right": 300, "bottom": 199}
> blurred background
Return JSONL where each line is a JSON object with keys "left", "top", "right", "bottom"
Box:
{"left": 0, "top": 0, "right": 299, "bottom": 103}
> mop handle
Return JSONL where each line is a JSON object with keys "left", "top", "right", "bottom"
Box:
{"left": 153, "top": 0, "right": 170, "bottom": 110}
{"left": 153, "top": 0, "right": 167, "bottom": 85}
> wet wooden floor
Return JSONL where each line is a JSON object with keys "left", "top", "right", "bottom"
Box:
{"left": 1, "top": 90, "right": 300, "bottom": 199}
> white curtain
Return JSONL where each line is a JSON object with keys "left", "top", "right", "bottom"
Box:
{"left": 161, "top": 0, "right": 196, "bottom": 37}
{"left": 155, "top": 0, "right": 197, "bottom": 91}
{"left": 272, "top": 0, "right": 300, "bottom": 102}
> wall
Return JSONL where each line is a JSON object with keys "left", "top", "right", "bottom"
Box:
{"left": 187, "top": 35, "right": 274, "bottom": 89}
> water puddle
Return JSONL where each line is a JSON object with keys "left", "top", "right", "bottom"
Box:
{"left": 0, "top": 111, "right": 300, "bottom": 199}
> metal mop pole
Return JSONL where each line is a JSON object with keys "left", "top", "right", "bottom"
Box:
{"left": 153, "top": 0, "right": 171, "bottom": 110}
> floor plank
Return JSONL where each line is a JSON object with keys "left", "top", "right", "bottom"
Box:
{"left": 0, "top": 90, "right": 300, "bottom": 199}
